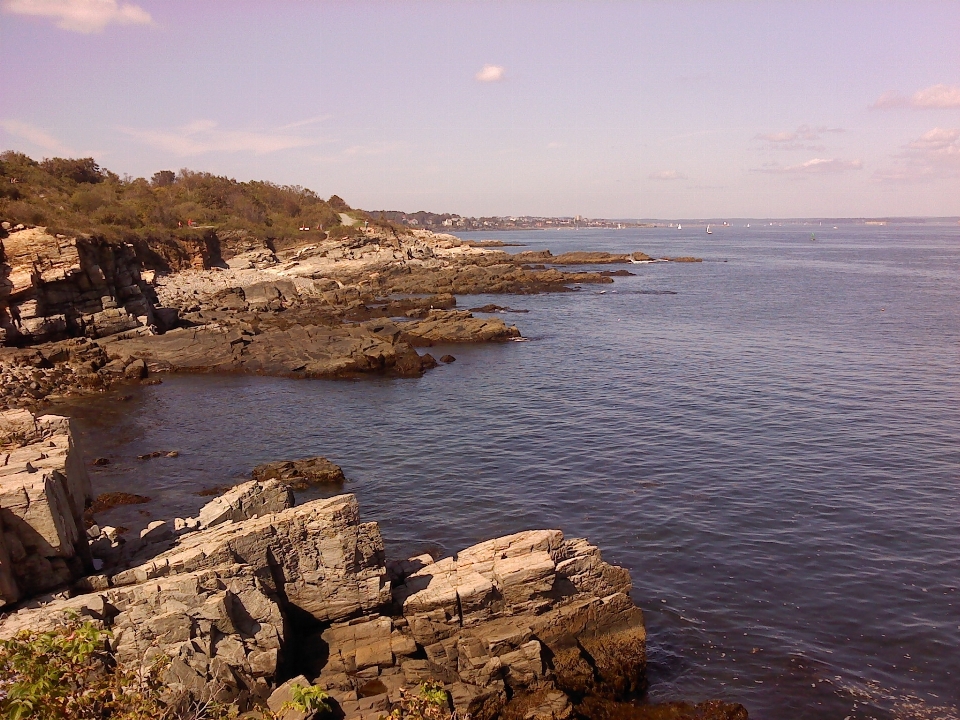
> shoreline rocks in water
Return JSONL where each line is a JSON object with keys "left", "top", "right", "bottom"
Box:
{"left": 252, "top": 455, "right": 347, "bottom": 490}
{"left": 0, "top": 224, "right": 701, "bottom": 412}
{"left": 0, "top": 410, "right": 747, "bottom": 719}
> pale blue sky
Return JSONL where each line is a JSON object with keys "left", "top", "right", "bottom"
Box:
{"left": 1, "top": 1, "right": 958, "bottom": 218}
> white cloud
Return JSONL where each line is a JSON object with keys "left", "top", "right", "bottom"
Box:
{"left": 0, "top": 119, "right": 75, "bottom": 154}
{"left": 875, "top": 127, "right": 960, "bottom": 182}
{"left": 546, "top": 141, "right": 564, "bottom": 149}
{"left": 120, "top": 120, "right": 317, "bottom": 156}
{"left": 2, "top": 0, "right": 153, "bottom": 33}
{"left": 758, "top": 158, "right": 863, "bottom": 174}
{"left": 475, "top": 64, "right": 505, "bottom": 83}
{"left": 648, "top": 170, "right": 685, "bottom": 180}
{"left": 872, "top": 84, "right": 960, "bottom": 109}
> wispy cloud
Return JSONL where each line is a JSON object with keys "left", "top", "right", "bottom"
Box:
{"left": 875, "top": 127, "right": 960, "bottom": 182}
{"left": 1, "top": 0, "right": 153, "bottom": 33}
{"left": 756, "top": 158, "right": 863, "bottom": 174}
{"left": 341, "top": 142, "right": 398, "bottom": 157}
{"left": 475, "top": 64, "right": 505, "bottom": 83}
{"left": 0, "top": 119, "right": 75, "bottom": 155}
{"left": 754, "top": 124, "right": 844, "bottom": 151}
{"left": 278, "top": 115, "right": 330, "bottom": 131}
{"left": 310, "top": 141, "right": 402, "bottom": 165}
{"left": 872, "top": 84, "right": 960, "bottom": 109}
{"left": 649, "top": 170, "right": 686, "bottom": 181}
{"left": 120, "top": 120, "right": 317, "bottom": 156}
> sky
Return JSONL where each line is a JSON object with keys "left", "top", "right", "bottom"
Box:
{"left": 1, "top": 0, "right": 959, "bottom": 219}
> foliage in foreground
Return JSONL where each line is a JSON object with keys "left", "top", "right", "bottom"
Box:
{"left": 0, "top": 618, "right": 168, "bottom": 720}
{"left": 383, "top": 682, "right": 453, "bottom": 720}
{"left": 0, "top": 616, "right": 334, "bottom": 720}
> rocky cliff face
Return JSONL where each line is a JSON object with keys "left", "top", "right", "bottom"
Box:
{"left": 0, "top": 226, "right": 156, "bottom": 346}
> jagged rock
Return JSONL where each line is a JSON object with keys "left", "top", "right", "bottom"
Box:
{"left": 0, "top": 564, "right": 286, "bottom": 712}
{"left": 124, "top": 358, "right": 147, "bottom": 379}
{"left": 267, "top": 674, "right": 317, "bottom": 720}
{"left": 112, "top": 494, "right": 390, "bottom": 624}
{"left": 401, "top": 310, "right": 521, "bottom": 346}
{"left": 100, "top": 320, "right": 430, "bottom": 379}
{"left": 140, "top": 520, "right": 174, "bottom": 544}
{"left": 251, "top": 456, "right": 346, "bottom": 490}
{"left": 0, "top": 228, "right": 156, "bottom": 346}
{"left": 0, "top": 413, "right": 93, "bottom": 603}
{"left": 523, "top": 690, "right": 574, "bottom": 720}
{"left": 197, "top": 479, "right": 294, "bottom": 529}
{"left": 388, "top": 528, "right": 644, "bottom": 698}
{"left": 0, "top": 408, "right": 37, "bottom": 447}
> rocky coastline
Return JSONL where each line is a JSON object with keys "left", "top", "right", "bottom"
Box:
{"left": 0, "top": 408, "right": 745, "bottom": 720}
{"left": 0, "top": 222, "right": 741, "bottom": 719}
{"left": 0, "top": 222, "right": 702, "bottom": 410}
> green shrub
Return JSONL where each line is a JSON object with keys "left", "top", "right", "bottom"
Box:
{"left": 382, "top": 682, "right": 451, "bottom": 720}
{"left": 283, "top": 683, "right": 331, "bottom": 716}
{"left": 0, "top": 616, "right": 342, "bottom": 720}
{"left": 0, "top": 616, "right": 168, "bottom": 720}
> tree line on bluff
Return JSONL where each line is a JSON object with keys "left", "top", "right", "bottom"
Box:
{"left": 0, "top": 152, "right": 405, "bottom": 260}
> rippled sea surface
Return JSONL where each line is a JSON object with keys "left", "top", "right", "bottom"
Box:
{"left": 60, "top": 224, "right": 960, "bottom": 720}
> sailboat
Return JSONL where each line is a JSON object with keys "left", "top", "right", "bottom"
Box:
{"left": 677, "top": 224, "right": 682, "bottom": 230}
{"left": 706, "top": 224, "right": 713, "bottom": 234}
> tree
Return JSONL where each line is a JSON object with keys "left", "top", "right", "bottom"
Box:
{"left": 39, "top": 157, "right": 103, "bottom": 184}
{"left": 151, "top": 170, "right": 176, "bottom": 188}
{"left": 327, "top": 195, "right": 350, "bottom": 212}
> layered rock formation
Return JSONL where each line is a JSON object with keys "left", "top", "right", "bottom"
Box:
{"left": 96, "top": 308, "right": 517, "bottom": 379}
{"left": 0, "top": 409, "right": 93, "bottom": 603}
{"left": 251, "top": 456, "right": 347, "bottom": 490}
{"left": 0, "top": 227, "right": 157, "bottom": 346}
{"left": 0, "top": 471, "right": 649, "bottom": 718}
{"left": 0, "top": 412, "right": 747, "bottom": 719}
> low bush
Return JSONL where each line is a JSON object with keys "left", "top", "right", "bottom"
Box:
{"left": 0, "top": 616, "right": 333, "bottom": 720}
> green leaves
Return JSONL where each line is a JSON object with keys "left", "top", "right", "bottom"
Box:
{"left": 284, "top": 683, "right": 331, "bottom": 716}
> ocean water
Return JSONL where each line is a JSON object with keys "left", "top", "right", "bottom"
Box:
{"left": 63, "top": 224, "right": 960, "bottom": 719}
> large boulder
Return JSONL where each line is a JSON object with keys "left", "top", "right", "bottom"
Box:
{"left": 251, "top": 456, "right": 346, "bottom": 490}
{"left": 0, "top": 413, "right": 93, "bottom": 603}
{"left": 112, "top": 494, "right": 390, "bottom": 624}
{"left": 197, "top": 478, "right": 294, "bottom": 529}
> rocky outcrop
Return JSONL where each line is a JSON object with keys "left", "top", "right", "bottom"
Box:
{"left": 97, "top": 308, "right": 519, "bottom": 380}
{"left": 196, "top": 478, "right": 294, "bottom": 529}
{"left": 510, "top": 250, "right": 652, "bottom": 265}
{"left": 0, "top": 227, "right": 156, "bottom": 346}
{"left": 98, "top": 318, "right": 432, "bottom": 378}
{"left": 378, "top": 529, "right": 645, "bottom": 716}
{"left": 0, "top": 564, "right": 286, "bottom": 710}
{"left": 251, "top": 456, "right": 347, "bottom": 490}
{"left": 0, "top": 410, "right": 93, "bottom": 603}
{"left": 0, "top": 337, "right": 146, "bottom": 411}
{"left": 0, "top": 482, "right": 650, "bottom": 718}
{"left": 111, "top": 494, "right": 391, "bottom": 625}
{"left": 376, "top": 261, "right": 614, "bottom": 297}
{"left": 401, "top": 310, "right": 522, "bottom": 346}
